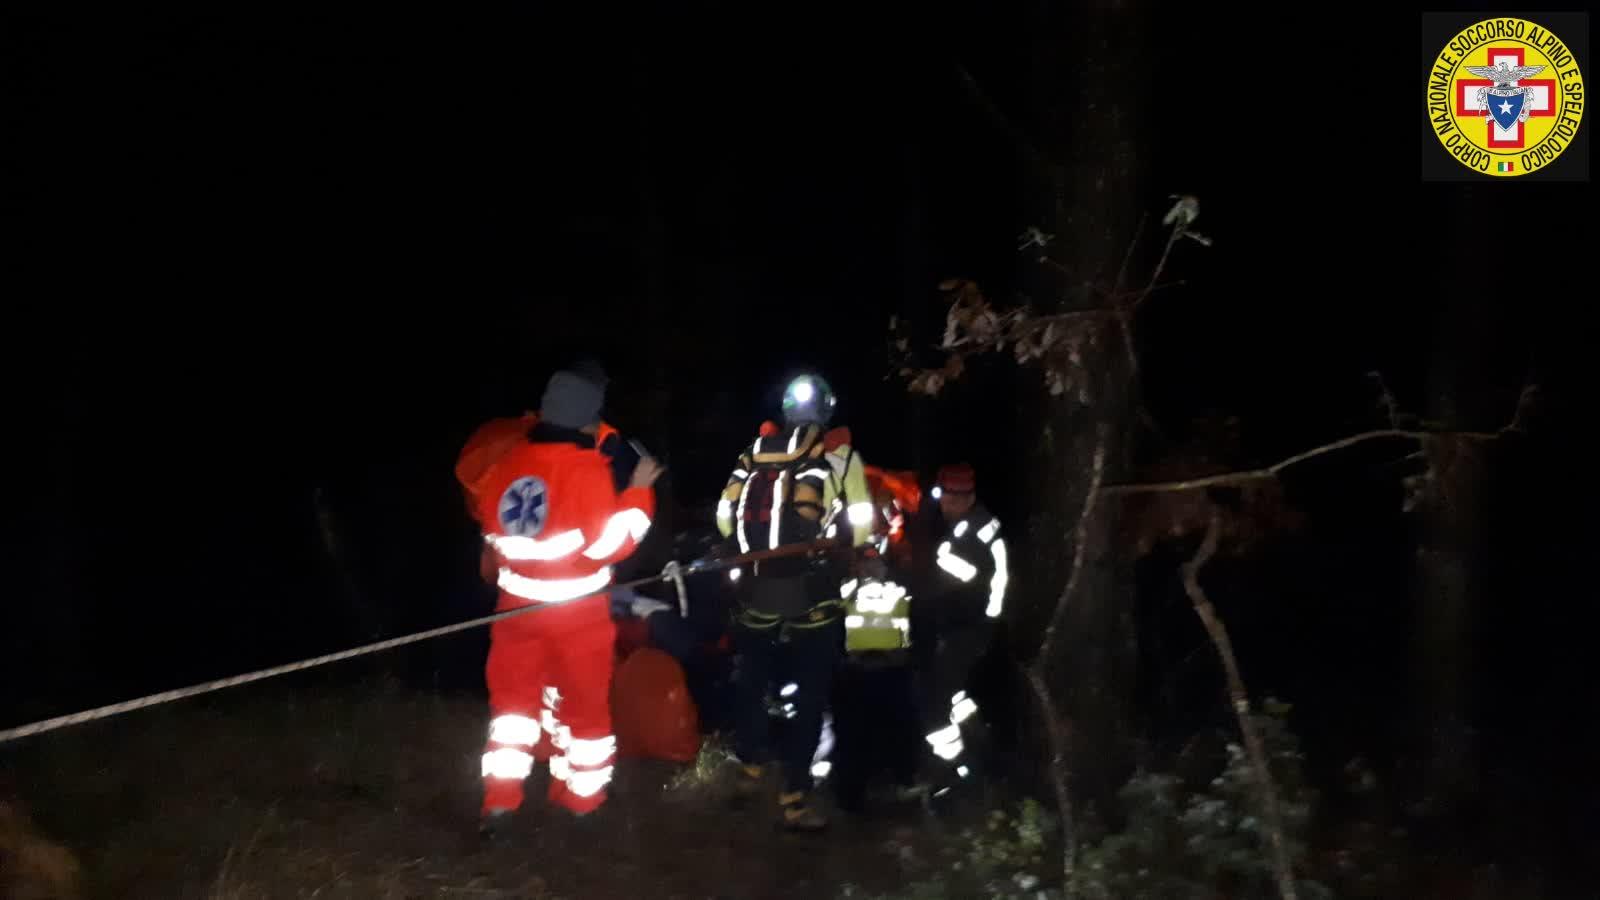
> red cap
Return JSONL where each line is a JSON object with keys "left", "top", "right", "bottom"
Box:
{"left": 936, "top": 463, "right": 976, "bottom": 493}
{"left": 759, "top": 420, "right": 780, "bottom": 437}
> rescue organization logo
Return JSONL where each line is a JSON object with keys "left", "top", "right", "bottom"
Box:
{"left": 1423, "top": 13, "right": 1588, "bottom": 180}
{"left": 498, "top": 476, "right": 549, "bottom": 537}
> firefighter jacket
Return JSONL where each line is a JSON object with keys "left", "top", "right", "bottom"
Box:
{"left": 475, "top": 424, "right": 655, "bottom": 611}
{"left": 928, "top": 504, "right": 1009, "bottom": 629}
{"left": 714, "top": 424, "right": 874, "bottom": 558}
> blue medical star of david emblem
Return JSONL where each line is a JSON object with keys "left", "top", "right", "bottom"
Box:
{"left": 498, "top": 476, "right": 549, "bottom": 537}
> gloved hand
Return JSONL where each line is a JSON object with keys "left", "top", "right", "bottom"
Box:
{"left": 609, "top": 586, "right": 639, "bottom": 619}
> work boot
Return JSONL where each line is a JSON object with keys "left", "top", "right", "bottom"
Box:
{"left": 732, "top": 763, "right": 770, "bottom": 799}
{"left": 779, "top": 790, "right": 829, "bottom": 832}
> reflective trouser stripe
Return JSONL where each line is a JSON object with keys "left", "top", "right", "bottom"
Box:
{"left": 553, "top": 735, "right": 616, "bottom": 798}
{"left": 482, "top": 747, "right": 534, "bottom": 779}
{"left": 488, "top": 713, "right": 540, "bottom": 746}
{"left": 566, "top": 763, "right": 615, "bottom": 798}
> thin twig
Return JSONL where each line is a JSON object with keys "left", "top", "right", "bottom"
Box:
{"left": 1105, "top": 279, "right": 1186, "bottom": 304}
{"left": 1034, "top": 256, "right": 1113, "bottom": 297}
{"left": 1118, "top": 218, "right": 1185, "bottom": 398}
{"left": 1132, "top": 227, "right": 1183, "bottom": 311}
{"left": 1035, "top": 258, "right": 1186, "bottom": 308}
{"left": 1113, "top": 306, "right": 1138, "bottom": 376}
{"left": 1110, "top": 213, "right": 1148, "bottom": 300}
{"left": 1025, "top": 306, "right": 1122, "bottom": 323}
{"left": 1182, "top": 513, "right": 1298, "bottom": 900}
{"left": 1113, "top": 301, "right": 1145, "bottom": 387}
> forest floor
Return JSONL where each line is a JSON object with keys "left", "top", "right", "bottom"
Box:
{"left": 2, "top": 672, "right": 1578, "bottom": 899}
{"left": 4, "top": 676, "right": 1009, "bottom": 900}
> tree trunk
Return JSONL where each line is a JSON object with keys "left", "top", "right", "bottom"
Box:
{"left": 1413, "top": 344, "right": 1490, "bottom": 816}
{"left": 1411, "top": 198, "right": 1495, "bottom": 817}
{"left": 1025, "top": 0, "right": 1151, "bottom": 824}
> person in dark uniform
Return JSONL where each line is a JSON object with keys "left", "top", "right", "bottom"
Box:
{"left": 915, "top": 463, "right": 1009, "bottom": 783}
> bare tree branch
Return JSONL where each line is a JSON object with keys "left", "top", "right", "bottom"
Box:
{"left": 1029, "top": 436, "right": 1106, "bottom": 890}
{"left": 1112, "top": 223, "right": 1180, "bottom": 383}
{"left": 1130, "top": 227, "right": 1181, "bottom": 311}
{"left": 1102, "top": 423, "right": 1516, "bottom": 496}
{"left": 1034, "top": 256, "right": 1114, "bottom": 296}
{"left": 1034, "top": 256, "right": 1185, "bottom": 308}
{"left": 1106, "top": 278, "right": 1187, "bottom": 305}
{"left": 1182, "top": 513, "right": 1299, "bottom": 900}
{"left": 1039, "top": 439, "right": 1108, "bottom": 662}
{"left": 1025, "top": 667, "right": 1079, "bottom": 893}
{"left": 1113, "top": 301, "right": 1141, "bottom": 388}
{"left": 1113, "top": 218, "right": 1190, "bottom": 440}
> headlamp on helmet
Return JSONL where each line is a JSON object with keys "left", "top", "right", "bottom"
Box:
{"left": 781, "top": 375, "right": 836, "bottom": 426}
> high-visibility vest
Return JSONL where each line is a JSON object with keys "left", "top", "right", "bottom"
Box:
{"left": 842, "top": 578, "right": 912, "bottom": 652}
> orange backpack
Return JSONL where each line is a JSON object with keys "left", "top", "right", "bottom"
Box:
{"left": 610, "top": 647, "right": 701, "bottom": 763}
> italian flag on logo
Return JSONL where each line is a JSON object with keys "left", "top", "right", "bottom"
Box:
{"left": 1497, "top": 162, "right": 1515, "bottom": 172}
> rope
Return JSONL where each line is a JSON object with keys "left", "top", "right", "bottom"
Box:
{"left": 0, "top": 539, "right": 842, "bottom": 745}
{"left": 663, "top": 561, "right": 689, "bottom": 617}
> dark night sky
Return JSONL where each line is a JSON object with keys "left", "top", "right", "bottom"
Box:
{"left": 5, "top": 4, "right": 1589, "bottom": 780}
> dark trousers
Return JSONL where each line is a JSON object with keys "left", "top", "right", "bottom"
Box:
{"left": 733, "top": 611, "right": 845, "bottom": 794}
{"left": 920, "top": 621, "right": 993, "bottom": 733}
{"left": 831, "top": 658, "right": 920, "bottom": 809}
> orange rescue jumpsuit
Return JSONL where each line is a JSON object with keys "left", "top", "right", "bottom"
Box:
{"left": 474, "top": 429, "right": 654, "bottom": 815}
{"left": 457, "top": 414, "right": 620, "bottom": 579}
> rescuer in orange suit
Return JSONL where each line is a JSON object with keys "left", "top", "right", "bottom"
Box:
{"left": 457, "top": 359, "right": 637, "bottom": 581}
{"left": 473, "top": 365, "right": 662, "bottom": 835}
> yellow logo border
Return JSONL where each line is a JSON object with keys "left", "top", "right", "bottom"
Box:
{"left": 1426, "top": 16, "right": 1585, "bottom": 178}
